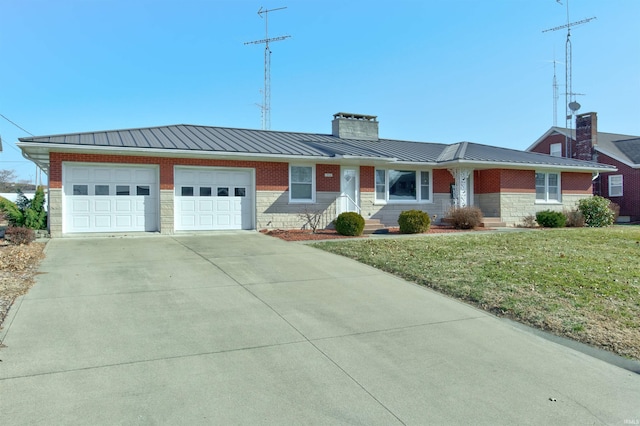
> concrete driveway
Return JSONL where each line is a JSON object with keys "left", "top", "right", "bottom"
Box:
{"left": 0, "top": 233, "right": 638, "bottom": 425}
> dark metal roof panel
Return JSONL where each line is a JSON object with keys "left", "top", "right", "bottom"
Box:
{"left": 614, "top": 138, "right": 640, "bottom": 165}
{"left": 462, "top": 142, "right": 612, "bottom": 168}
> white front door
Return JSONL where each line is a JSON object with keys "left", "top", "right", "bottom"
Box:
{"left": 339, "top": 167, "right": 359, "bottom": 214}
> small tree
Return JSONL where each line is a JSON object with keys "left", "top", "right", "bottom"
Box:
{"left": 297, "top": 205, "right": 324, "bottom": 233}
{"left": 0, "top": 186, "right": 47, "bottom": 230}
{"left": 577, "top": 196, "right": 615, "bottom": 227}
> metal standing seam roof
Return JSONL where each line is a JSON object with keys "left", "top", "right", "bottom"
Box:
{"left": 17, "top": 124, "right": 615, "bottom": 171}
{"left": 537, "top": 127, "right": 640, "bottom": 166}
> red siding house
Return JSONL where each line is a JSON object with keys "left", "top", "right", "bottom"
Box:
{"left": 528, "top": 112, "right": 639, "bottom": 222}
{"left": 18, "top": 113, "right": 614, "bottom": 237}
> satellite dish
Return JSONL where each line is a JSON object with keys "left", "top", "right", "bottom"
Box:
{"left": 568, "top": 101, "right": 581, "bottom": 112}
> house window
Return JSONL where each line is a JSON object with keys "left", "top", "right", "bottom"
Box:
{"left": 550, "top": 143, "right": 562, "bottom": 157}
{"left": 375, "top": 170, "right": 386, "bottom": 201}
{"left": 73, "top": 185, "right": 88, "bottom": 196}
{"left": 181, "top": 186, "right": 194, "bottom": 197}
{"left": 289, "top": 165, "right": 314, "bottom": 202}
{"left": 217, "top": 187, "right": 229, "bottom": 197}
{"left": 235, "top": 188, "right": 246, "bottom": 197}
{"left": 116, "top": 185, "right": 130, "bottom": 196}
{"left": 375, "top": 169, "right": 432, "bottom": 203}
{"left": 95, "top": 185, "right": 109, "bottom": 196}
{"left": 200, "top": 187, "right": 212, "bottom": 197}
{"left": 420, "top": 171, "right": 431, "bottom": 201}
{"left": 136, "top": 186, "right": 150, "bottom": 196}
{"left": 535, "top": 172, "right": 560, "bottom": 202}
{"left": 608, "top": 175, "right": 623, "bottom": 197}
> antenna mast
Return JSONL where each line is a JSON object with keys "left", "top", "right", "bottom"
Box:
{"left": 543, "top": 0, "right": 595, "bottom": 157}
{"left": 244, "top": 6, "right": 291, "bottom": 130}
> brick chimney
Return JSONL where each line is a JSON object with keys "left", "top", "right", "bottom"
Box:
{"left": 575, "top": 112, "right": 597, "bottom": 161}
{"left": 331, "top": 112, "right": 379, "bottom": 141}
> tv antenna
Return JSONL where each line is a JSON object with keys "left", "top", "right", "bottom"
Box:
{"left": 244, "top": 6, "right": 291, "bottom": 130}
{"left": 543, "top": 0, "right": 595, "bottom": 157}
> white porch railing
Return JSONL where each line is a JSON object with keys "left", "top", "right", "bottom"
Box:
{"left": 336, "top": 194, "right": 361, "bottom": 216}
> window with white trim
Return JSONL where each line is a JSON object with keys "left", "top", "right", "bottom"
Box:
{"left": 608, "top": 175, "right": 623, "bottom": 197}
{"left": 550, "top": 143, "right": 562, "bottom": 157}
{"left": 535, "top": 172, "right": 561, "bottom": 202}
{"left": 375, "top": 169, "right": 431, "bottom": 203}
{"left": 289, "top": 165, "right": 315, "bottom": 202}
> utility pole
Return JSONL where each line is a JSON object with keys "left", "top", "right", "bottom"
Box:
{"left": 244, "top": 6, "right": 291, "bottom": 130}
{"left": 543, "top": 0, "right": 595, "bottom": 158}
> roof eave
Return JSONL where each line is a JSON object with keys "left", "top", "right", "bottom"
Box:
{"left": 594, "top": 147, "right": 639, "bottom": 168}
{"left": 437, "top": 159, "right": 616, "bottom": 172}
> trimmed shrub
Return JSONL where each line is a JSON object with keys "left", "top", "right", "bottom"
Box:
{"left": 0, "top": 186, "right": 47, "bottom": 230}
{"left": 398, "top": 209, "right": 431, "bottom": 234}
{"left": 446, "top": 206, "right": 483, "bottom": 230}
{"left": 535, "top": 210, "right": 566, "bottom": 228}
{"left": 335, "top": 212, "right": 365, "bottom": 236}
{"left": 577, "top": 196, "right": 615, "bottom": 227}
{"left": 4, "top": 226, "right": 36, "bottom": 245}
{"left": 563, "top": 209, "right": 585, "bottom": 228}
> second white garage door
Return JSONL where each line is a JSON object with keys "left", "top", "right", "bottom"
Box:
{"left": 174, "top": 167, "right": 254, "bottom": 231}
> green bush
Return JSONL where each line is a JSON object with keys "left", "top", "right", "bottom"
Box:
{"left": 335, "top": 212, "right": 365, "bottom": 236}
{"left": 0, "top": 186, "right": 47, "bottom": 230}
{"left": 577, "top": 196, "right": 615, "bottom": 227}
{"left": 398, "top": 209, "right": 431, "bottom": 234}
{"left": 446, "top": 206, "right": 483, "bottom": 229}
{"left": 4, "top": 226, "right": 36, "bottom": 245}
{"left": 535, "top": 210, "right": 566, "bottom": 228}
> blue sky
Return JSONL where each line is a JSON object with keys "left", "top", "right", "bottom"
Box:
{"left": 1, "top": 0, "right": 639, "bottom": 182}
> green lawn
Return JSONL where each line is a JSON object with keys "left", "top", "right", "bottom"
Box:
{"left": 312, "top": 227, "right": 640, "bottom": 359}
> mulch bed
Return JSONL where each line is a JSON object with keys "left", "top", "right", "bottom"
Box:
{"left": 260, "top": 225, "right": 476, "bottom": 242}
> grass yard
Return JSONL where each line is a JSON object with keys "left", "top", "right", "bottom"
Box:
{"left": 312, "top": 226, "right": 640, "bottom": 360}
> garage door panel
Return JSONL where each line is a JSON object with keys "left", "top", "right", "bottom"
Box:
{"left": 95, "top": 216, "right": 112, "bottom": 228}
{"left": 94, "top": 169, "right": 112, "bottom": 181}
{"left": 175, "top": 167, "right": 254, "bottom": 231}
{"left": 64, "top": 164, "right": 158, "bottom": 233}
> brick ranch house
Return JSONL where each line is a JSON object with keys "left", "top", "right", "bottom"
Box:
{"left": 17, "top": 112, "right": 614, "bottom": 238}
{"left": 528, "top": 112, "right": 639, "bottom": 222}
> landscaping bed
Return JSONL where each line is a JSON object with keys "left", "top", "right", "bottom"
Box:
{"left": 0, "top": 241, "right": 46, "bottom": 330}
{"left": 260, "top": 224, "right": 473, "bottom": 241}
{"left": 312, "top": 227, "right": 640, "bottom": 360}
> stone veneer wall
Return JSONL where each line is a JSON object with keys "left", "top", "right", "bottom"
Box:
{"left": 499, "top": 192, "right": 590, "bottom": 226}
{"left": 48, "top": 188, "right": 63, "bottom": 238}
{"left": 358, "top": 192, "right": 454, "bottom": 226}
{"left": 160, "top": 189, "right": 174, "bottom": 235}
{"left": 255, "top": 191, "right": 339, "bottom": 230}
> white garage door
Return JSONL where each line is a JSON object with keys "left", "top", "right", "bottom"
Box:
{"left": 174, "top": 167, "right": 254, "bottom": 231}
{"left": 63, "top": 164, "right": 159, "bottom": 233}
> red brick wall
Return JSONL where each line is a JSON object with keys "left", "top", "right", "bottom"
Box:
{"left": 316, "top": 164, "right": 340, "bottom": 192}
{"left": 530, "top": 133, "right": 567, "bottom": 156}
{"left": 49, "top": 152, "right": 290, "bottom": 191}
{"left": 562, "top": 172, "right": 593, "bottom": 194}
{"left": 596, "top": 153, "right": 640, "bottom": 220}
{"left": 474, "top": 170, "right": 501, "bottom": 194}
{"left": 360, "top": 166, "right": 375, "bottom": 192}
{"left": 501, "top": 169, "right": 535, "bottom": 193}
{"left": 433, "top": 169, "right": 454, "bottom": 193}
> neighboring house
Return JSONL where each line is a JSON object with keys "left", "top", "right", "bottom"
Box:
{"left": 528, "top": 112, "right": 639, "bottom": 222}
{"left": 17, "top": 112, "right": 614, "bottom": 238}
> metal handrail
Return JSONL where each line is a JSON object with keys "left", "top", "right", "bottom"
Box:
{"left": 337, "top": 194, "right": 361, "bottom": 214}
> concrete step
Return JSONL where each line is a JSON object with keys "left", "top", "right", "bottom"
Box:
{"left": 480, "top": 217, "right": 506, "bottom": 228}
{"left": 363, "top": 219, "right": 389, "bottom": 235}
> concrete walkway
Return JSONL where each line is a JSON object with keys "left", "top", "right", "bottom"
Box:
{"left": 0, "top": 232, "right": 638, "bottom": 425}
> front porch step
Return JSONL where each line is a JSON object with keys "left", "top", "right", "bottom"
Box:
{"left": 363, "top": 219, "right": 389, "bottom": 235}
{"left": 480, "top": 217, "right": 506, "bottom": 228}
